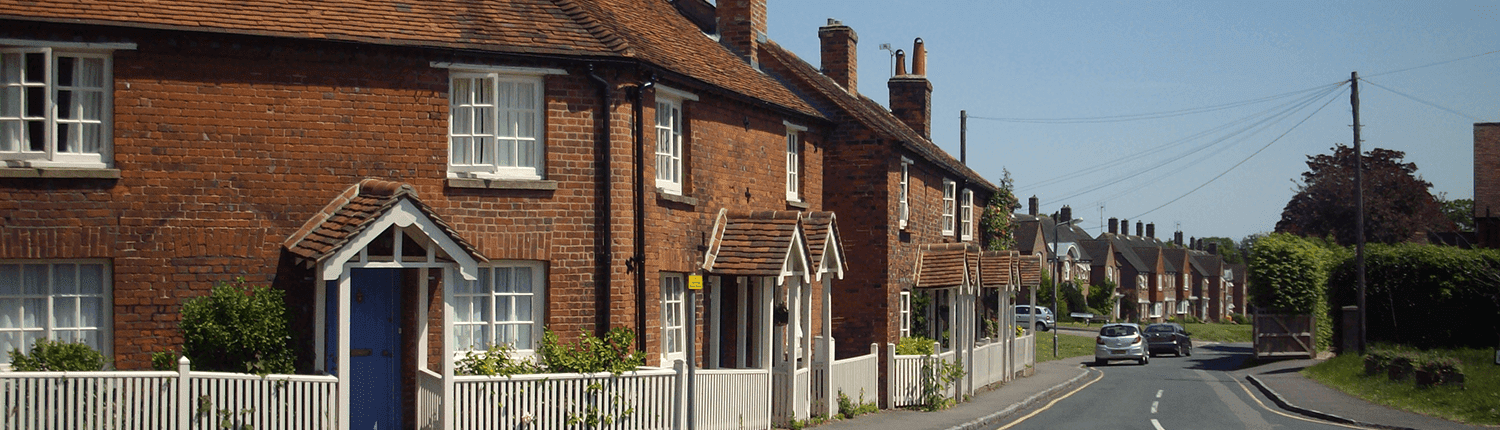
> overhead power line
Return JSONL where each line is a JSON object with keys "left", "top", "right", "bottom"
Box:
{"left": 967, "top": 81, "right": 1344, "bottom": 124}
{"left": 1358, "top": 78, "right": 1486, "bottom": 122}
{"left": 1127, "top": 86, "right": 1349, "bottom": 220}
{"left": 1363, "top": 49, "right": 1500, "bottom": 79}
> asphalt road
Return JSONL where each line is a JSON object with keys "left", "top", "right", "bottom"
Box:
{"left": 988, "top": 343, "right": 1356, "bottom": 430}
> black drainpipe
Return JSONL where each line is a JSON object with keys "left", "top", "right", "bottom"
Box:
{"left": 630, "top": 75, "right": 655, "bottom": 351}
{"left": 588, "top": 65, "right": 612, "bottom": 337}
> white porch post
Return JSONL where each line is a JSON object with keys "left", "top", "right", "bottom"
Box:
{"left": 761, "top": 277, "right": 774, "bottom": 426}
{"left": 315, "top": 269, "right": 326, "bottom": 373}
{"left": 820, "top": 276, "right": 834, "bottom": 418}
{"left": 442, "top": 266, "right": 457, "bottom": 430}
{"left": 338, "top": 272, "right": 352, "bottom": 430}
{"left": 418, "top": 267, "right": 429, "bottom": 370}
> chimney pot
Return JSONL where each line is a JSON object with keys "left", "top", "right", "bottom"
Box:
{"left": 912, "top": 37, "right": 926, "bottom": 76}
{"left": 888, "top": 39, "right": 932, "bottom": 138}
{"left": 1109, "top": 217, "right": 1119, "bottom": 234}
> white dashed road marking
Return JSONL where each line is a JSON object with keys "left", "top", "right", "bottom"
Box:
{"left": 1151, "top": 418, "right": 1165, "bottom": 430}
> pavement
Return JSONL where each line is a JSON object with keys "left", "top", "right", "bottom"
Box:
{"left": 804, "top": 340, "right": 1490, "bottom": 430}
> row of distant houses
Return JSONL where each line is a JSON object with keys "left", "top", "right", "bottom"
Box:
{"left": 0, "top": 0, "right": 1050, "bottom": 428}
{"left": 1012, "top": 200, "right": 1248, "bottom": 324}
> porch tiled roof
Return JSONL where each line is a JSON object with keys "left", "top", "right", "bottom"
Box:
{"left": 1018, "top": 253, "right": 1043, "bottom": 287}
{"left": 979, "top": 250, "right": 1017, "bottom": 288}
{"left": 703, "top": 210, "right": 808, "bottom": 276}
{"left": 914, "top": 243, "right": 976, "bottom": 289}
{"left": 801, "top": 211, "right": 845, "bottom": 279}
{"left": 284, "top": 178, "right": 485, "bottom": 265}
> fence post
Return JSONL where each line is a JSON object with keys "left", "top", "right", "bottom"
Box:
{"left": 673, "top": 359, "right": 687, "bottom": 430}
{"left": 884, "top": 343, "right": 895, "bottom": 409}
{"left": 177, "top": 356, "right": 191, "bottom": 430}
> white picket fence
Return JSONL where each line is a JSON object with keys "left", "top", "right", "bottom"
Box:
{"left": 693, "top": 368, "right": 770, "bottom": 430}
{"left": 0, "top": 358, "right": 337, "bottom": 430}
{"left": 888, "top": 334, "right": 1035, "bottom": 408}
{"left": 969, "top": 334, "right": 1035, "bottom": 388}
{"left": 889, "top": 347, "right": 957, "bottom": 408}
{"left": 416, "top": 368, "right": 444, "bottom": 430}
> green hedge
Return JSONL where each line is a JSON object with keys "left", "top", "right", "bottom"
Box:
{"left": 1327, "top": 243, "right": 1500, "bottom": 349}
{"left": 1249, "top": 233, "right": 1346, "bottom": 351}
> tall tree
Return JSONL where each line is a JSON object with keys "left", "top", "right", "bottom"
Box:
{"left": 1275, "top": 145, "right": 1452, "bottom": 245}
{"left": 1435, "top": 194, "right": 1475, "bottom": 232}
{"left": 1198, "top": 236, "right": 1246, "bottom": 265}
{"left": 982, "top": 169, "right": 1022, "bottom": 250}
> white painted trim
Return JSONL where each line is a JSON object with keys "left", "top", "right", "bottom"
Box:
{"left": 337, "top": 274, "right": 351, "bottom": 430}
{"left": 320, "top": 199, "right": 479, "bottom": 281}
{"left": 782, "top": 120, "right": 808, "bottom": 132}
{"left": 777, "top": 224, "right": 812, "bottom": 287}
{"left": 418, "top": 267, "right": 430, "bottom": 370}
{"left": 314, "top": 267, "right": 326, "bottom": 373}
{"left": 654, "top": 83, "right": 700, "bottom": 102}
{"left": 442, "top": 267, "right": 457, "bottom": 430}
{"left": 0, "top": 38, "right": 136, "bottom": 50}
{"left": 428, "top": 62, "right": 566, "bottom": 75}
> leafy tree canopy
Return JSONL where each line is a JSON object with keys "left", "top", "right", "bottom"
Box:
{"left": 1275, "top": 145, "right": 1452, "bottom": 245}
{"left": 1198, "top": 236, "right": 1246, "bottom": 265}
{"left": 981, "top": 169, "right": 1021, "bottom": 251}
{"left": 1435, "top": 194, "right": 1474, "bottom": 232}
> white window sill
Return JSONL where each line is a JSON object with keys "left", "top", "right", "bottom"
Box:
{"left": 0, "top": 167, "right": 121, "bottom": 179}
{"left": 657, "top": 190, "right": 698, "bottom": 206}
{"left": 447, "top": 177, "right": 558, "bottom": 191}
{"left": 786, "top": 200, "right": 809, "bottom": 209}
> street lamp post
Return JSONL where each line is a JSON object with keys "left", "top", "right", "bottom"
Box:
{"left": 1052, "top": 218, "right": 1078, "bottom": 358}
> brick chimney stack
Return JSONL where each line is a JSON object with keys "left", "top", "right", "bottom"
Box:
{"left": 1109, "top": 217, "right": 1119, "bottom": 234}
{"left": 1146, "top": 223, "right": 1155, "bottom": 239}
{"left": 1120, "top": 219, "right": 1129, "bottom": 235}
{"left": 717, "top": 0, "right": 766, "bottom": 68}
{"left": 1174, "top": 231, "right": 1183, "bottom": 246}
{"left": 818, "top": 19, "right": 858, "bottom": 94}
{"left": 1028, "top": 196, "right": 1038, "bottom": 216}
{"left": 1136, "top": 221, "right": 1144, "bottom": 237}
{"left": 889, "top": 38, "right": 933, "bottom": 139}
{"left": 1060, "top": 205, "right": 1072, "bottom": 223}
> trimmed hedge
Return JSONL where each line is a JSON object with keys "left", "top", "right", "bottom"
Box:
{"left": 1249, "top": 233, "right": 1347, "bottom": 352}
{"left": 1327, "top": 243, "right": 1500, "bottom": 349}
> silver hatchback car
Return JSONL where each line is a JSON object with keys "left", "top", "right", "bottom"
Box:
{"left": 1094, "top": 323, "right": 1148, "bottom": 366}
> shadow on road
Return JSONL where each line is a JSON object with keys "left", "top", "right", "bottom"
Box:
{"left": 1183, "top": 343, "right": 1252, "bottom": 371}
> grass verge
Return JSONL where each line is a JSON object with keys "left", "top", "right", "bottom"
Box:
{"left": 1302, "top": 347, "right": 1500, "bottom": 425}
{"left": 1037, "top": 332, "right": 1097, "bottom": 363}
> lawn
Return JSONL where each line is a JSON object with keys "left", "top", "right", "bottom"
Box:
{"left": 1058, "top": 320, "right": 1252, "bottom": 343}
{"left": 1302, "top": 346, "right": 1500, "bottom": 426}
{"left": 1036, "top": 332, "right": 1097, "bottom": 362}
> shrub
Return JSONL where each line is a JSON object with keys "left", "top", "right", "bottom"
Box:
{"left": 836, "top": 389, "right": 878, "bottom": 419}
{"left": 152, "top": 349, "right": 180, "bottom": 371}
{"left": 456, "top": 343, "right": 541, "bottom": 376}
{"left": 180, "top": 278, "right": 295, "bottom": 375}
{"left": 896, "top": 336, "right": 936, "bottom": 356}
{"left": 8, "top": 339, "right": 107, "bottom": 371}
{"left": 1249, "top": 233, "right": 1344, "bottom": 351}
{"left": 538, "top": 327, "right": 643, "bottom": 374}
{"left": 1087, "top": 279, "right": 1119, "bottom": 319}
{"left": 1327, "top": 243, "right": 1500, "bottom": 349}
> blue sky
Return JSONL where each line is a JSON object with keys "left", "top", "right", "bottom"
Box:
{"left": 765, "top": 1, "right": 1499, "bottom": 241}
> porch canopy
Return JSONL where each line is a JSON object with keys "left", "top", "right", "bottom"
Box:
{"left": 978, "top": 250, "right": 1017, "bottom": 289}
{"left": 702, "top": 210, "right": 812, "bottom": 284}
{"left": 801, "top": 211, "right": 846, "bottom": 282}
{"left": 283, "top": 178, "right": 486, "bottom": 430}
{"left": 913, "top": 242, "right": 977, "bottom": 292}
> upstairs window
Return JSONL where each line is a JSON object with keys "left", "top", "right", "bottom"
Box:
{"left": 941, "top": 179, "right": 956, "bottom": 235}
{"left": 448, "top": 72, "right": 544, "bottom": 180}
{"left": 785, "top": 122, "right": 806, "bottom": 202}
{"left": 960, "top": 189, "right": 974, "bottom": 241}
{"left": 899, "top": 158, "right": 911, "bottom": 229}
{"left": 654, "top": 85, "right": 697, "bottom": 196}
{"left": 1, "top": 48, "right": 111, "bottom": 168}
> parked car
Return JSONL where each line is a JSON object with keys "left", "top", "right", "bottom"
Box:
{"left": 1094, "top": 323, "right": 1147, "bottom": 366}
{"left": 1144, "top": 323, "right": 1192, "bottom": 357}
{"left": 1014, "top": 305, "right": 1055, "bottom": 332}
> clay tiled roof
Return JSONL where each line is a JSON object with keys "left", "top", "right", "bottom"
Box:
{"left": 914, "top": 243, "right": 976, "bottom": 289}
{"left": 1018, "top": 253, "right": 1043, "bottom": 287}
{"left": 284, "top": 179, "right": 484, "bottom": 265}
{"left": 703, "top": 210, "right": 809, "bottom": 277}
{"left": 979, "top": 250, "right": 1017, "bottom": 287}
{"left": 583, "top": 0, "right": 820, "bottom": 118}
{"left": 759, "top": 41, "right": 996, "bottom": 192}
{"left": 0, "top": 0, "right": 624, "bottom": 57}
{"left": 802, "top": 211, "right": 845, "bottom": 280}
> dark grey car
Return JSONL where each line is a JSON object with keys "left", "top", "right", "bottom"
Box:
{"left": 1144, "top": 323, "right": 1192, "bottom": 357}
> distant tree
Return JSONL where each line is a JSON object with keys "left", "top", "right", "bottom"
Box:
{"left": 981, "top": 169, "right": 1022, "bottom": 251}
{"left": 1198, "top": 236, "right": 1245, "bottom": 265}
{"left": 1238, "top": 232, "right": 1266, "bottom": 264}
{"left": 1275, "top": 145, "right": 1452, "bottom": 245}
{"left": 1435, "top": 194, "right": 1474, "bottom": 232}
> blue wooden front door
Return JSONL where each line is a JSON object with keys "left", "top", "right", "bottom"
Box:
{"left": 350, "top": 268, "right": 402, "bottom": 429}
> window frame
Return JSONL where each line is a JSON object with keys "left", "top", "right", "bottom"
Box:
{"left": 899, "top": 158, "right": 912, "bottom": 230}
{"left": 941, "top": 179, "right": 956, "bottom": 235}
{"left": 959, "top": 188, "right": 974, "bottom": 241}
{"left": 784, "top": 121, "right": 806, "bottom": 202}
{"left": 452, "top": 261, "right": 546, "bottom": 355}
{"left": 899, "top": 290, "right": 911, "bottom": 338}
{"left": 1, "top": 47, "right": 113, "bottom": 169}
{"left": 445, "top": 70, "right": 546, "bottom": 180}
{"left": 0, "top": 260, "right": 112, "bottom": 367}
{"left": 653, "top": 85, "right": 697, "bottom": 196}
{"left": 660, "top": 272, "right": 686, "bottom": 363}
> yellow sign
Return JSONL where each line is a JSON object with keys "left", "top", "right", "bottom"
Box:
{"left": 688, "top": 275, "right": 704, "bottom": 290}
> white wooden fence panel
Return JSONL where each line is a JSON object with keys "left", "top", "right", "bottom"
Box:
{"left": 417, "top": 368, "right": 443, "bottom": 430}
{"left": 1010, "top": 334, "right": 1034, "bottom": 376}
{"left": 188, "top": 371, "right": 338, "bottom": 430}
{"left": 827, "top": 352, "right": 878, "bottom": 410}
{"left": 0, "top": 371, "right": 175, "bottom": 429}
{"left": 451, "top": 368, "right": 678, "bottom": 430}
{"left": 694, "top": 368, "right": 770, "bottom": 430}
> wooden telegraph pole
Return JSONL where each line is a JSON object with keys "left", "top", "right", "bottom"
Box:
{"left": 1352, "top": 72, "right": 1367, "bottom": 354}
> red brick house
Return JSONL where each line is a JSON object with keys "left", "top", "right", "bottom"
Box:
{"left": 0, "top": 0, "right": 848, "bottom": 427}
{"left": 1476, "top": 123, "right": 1500, "bottom": 248}
{"left": 753, "top": 17, "right": 1000, "bottom": 404}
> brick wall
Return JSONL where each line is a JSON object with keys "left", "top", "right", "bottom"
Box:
{"left": 1477, "top": 123, "right": 1500, "bottom": 248}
